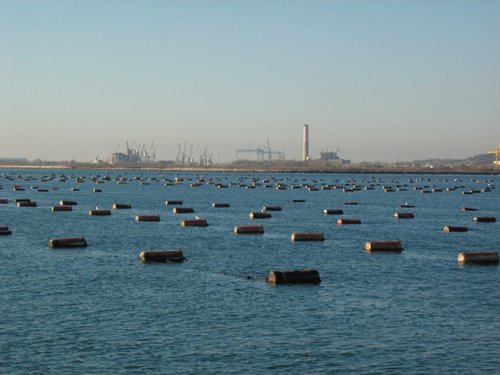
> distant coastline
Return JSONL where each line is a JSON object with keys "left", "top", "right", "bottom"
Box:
{"left": 0, "top": 162, "right": 497, "bottom": 175}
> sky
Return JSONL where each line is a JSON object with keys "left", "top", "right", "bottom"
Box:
{"left": 1, "top": 0, "right": 499, "bottom": 163}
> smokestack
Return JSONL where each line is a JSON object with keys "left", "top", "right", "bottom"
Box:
{"left": 302, "top": 124, "right": 309, "bottom": 161}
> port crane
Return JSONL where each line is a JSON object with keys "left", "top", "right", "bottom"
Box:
{"left": 199, "top": 147, "right": 213, "bottom": 166}
{"left": 236, "top": 139, "right": 285, "bottom": 161}
{"left": 176, "top": 141, "right": 212, "bottom": 166}
{"left": 176, "top": 141, "right": 193, "bottom": 166}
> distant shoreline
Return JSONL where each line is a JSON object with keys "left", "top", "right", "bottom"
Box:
{"left": 0, "top": 163, "right": 497, "bottom": 176}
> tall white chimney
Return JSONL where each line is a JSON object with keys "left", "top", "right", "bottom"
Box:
{"left": 303, "top": 124, "right": 309, "bottom": 161}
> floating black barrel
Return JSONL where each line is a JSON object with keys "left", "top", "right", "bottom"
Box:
{"left": 212, "top": 202, "right": 230, "bottom": 208}
{"left": 249, "top": 212, "right": 272, "bottom": 219}
{"left": 292, "top": 199, "right": 305, "bottom": 203}
{"left": 457, "top": 251, "right": 499, "bottom": 265}
{"left": 473, "top": 217, "right": 496, "bottom": 223}
{"left": 135, "top": 215, "right": 160, "bottom": 222}
{"left": 461, "top": 207, "right": 477, "bottom": 211}
{"left": 172, "top": 207, "right": 194, "bottom": 214}
{"left": 267, "top": 269, "right": 321, "bottom": 284}
{"left": 14, "top": 198, "right": 31, "bottom": 203}
{"left": 112, "top": 203, "right": 132, "bottom": 209}
{"left": 394, "top": 212, "right": 415, "bottom": 219}
{"left": 0, "top": 198, "right": 8, "bottom": 204}
{"left": 0, "top": 226, "right": 12, "bottom": 235}
{"left": 93, "top": 188, "right": 102, "bottom": 193}
{"left": 88, "top": 209, "right": 111, "bottom": 216}
{"left": 337, "top": 218, "right": 361, "bottom": 225}
{"left": 323, "top": 209, "right": 344, "bottom": 215}
{"left": 400, "top": 204, "right": 415, "bottom": 208}
{"left": 17, "top": 201, "right": 37, "bottom": 207}
{"left": 48, "top": 237, "right": 87, "bottom": 249}
{"left": 365, "top": 241, "right": 403, "bottom": 252}
{"left": 165, "top": 200, "right": 182, "bottom": 206}
{"left": 139, "top": 250, "right": 186, "bottom": 263}
{"left": 443, "top": 226, "right": 468, "bottom": 232}
{"left": 180, "top": 219, "right": 208, "bottom": 227}
{"left": 262, "top": 206, "right": 281, "bottom": 212}
{"left": 291, "top": 232, "right": 325, "bottom": 241}
{"left": 344, "top": 202, "right": 358, "bottom": 206}
{"left": 233, "top": 225, "right": 264, "bottom": 234}
{"left": 52, "top": 205, "right": 72, "bottom": 212}
{"left": 60, "top": 200, "right": 77, "bottom": 206}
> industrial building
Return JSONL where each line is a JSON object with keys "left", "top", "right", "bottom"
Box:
{"left": 107, "top": 142, "right": 156, "bottom": 165}
{"left": 320, "top": 150, "right": 339, "bottom": 161}
{"left": 302, "top": 124, "right": 350, "bottom": 164}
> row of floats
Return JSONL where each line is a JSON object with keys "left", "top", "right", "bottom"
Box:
{"left": 40, "top": 236, "right": 500, "bottom": 284}
{"left": 4, "top": 182, "right": 496, "bottom": 195}
{"left": 3, "top": 222, "right": 499, "bottom": 286}
{"left": 0, "top": 172, "right": 496, "bottom": 195}
{"left": 1, "top": 197, "right": 497, "bottom": 228}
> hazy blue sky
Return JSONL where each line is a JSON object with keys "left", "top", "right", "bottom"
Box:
{"left": 1, "top": 0, "right": 499, "bottom": 163}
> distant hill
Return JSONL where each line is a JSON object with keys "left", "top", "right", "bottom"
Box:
{"left": 412, "top": 153, "right": 494, "bottom": 167}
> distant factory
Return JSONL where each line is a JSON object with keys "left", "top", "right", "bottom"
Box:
{"left": 232, "top": 124, "right": 350, "bottom": 164}
{"left": 104, "top": 141, "right": 156, "bottom": 165}
{"left": 302, "top": 124, "right": 350, "bottom": 164}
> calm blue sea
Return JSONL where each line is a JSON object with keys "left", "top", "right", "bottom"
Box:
{"left": 0, "top": 169, "right": 499, "bottom": 374}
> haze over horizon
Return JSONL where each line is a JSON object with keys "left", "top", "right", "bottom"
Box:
{"left": 1, "top": 0, "right": 499, "bottom": 163}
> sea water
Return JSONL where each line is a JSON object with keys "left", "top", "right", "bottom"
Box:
{"left": 0, "top": 169, "right": 499, "bottom": 374}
